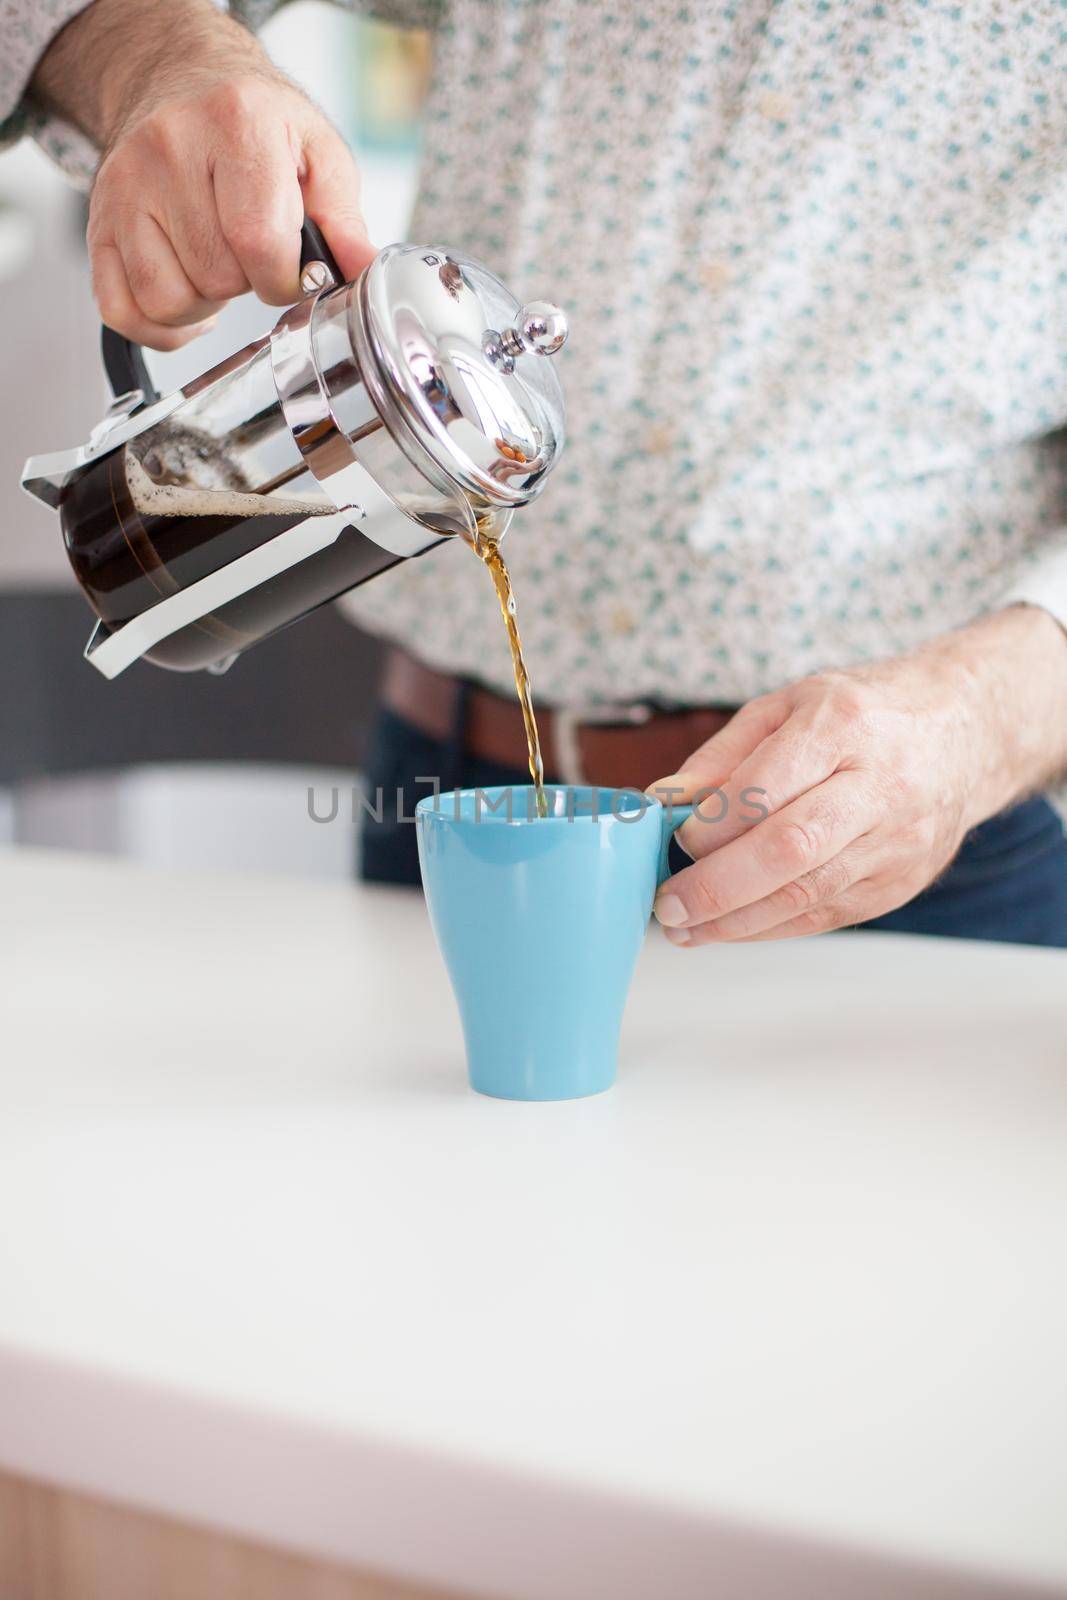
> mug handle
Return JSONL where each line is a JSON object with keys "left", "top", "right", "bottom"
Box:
{"left": 100, "top": 219, "right": 345, "bottom": 404}
{"left": 658, "top": 801, "right": 694, "bottom": 883}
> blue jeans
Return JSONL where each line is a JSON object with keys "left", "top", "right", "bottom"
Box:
{"left": 359, "top": 705, "right": 1067, "bottom": 947}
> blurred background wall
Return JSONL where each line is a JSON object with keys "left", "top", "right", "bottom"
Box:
{"left": 0, "top": 2, "right": 425, "bottom": 877}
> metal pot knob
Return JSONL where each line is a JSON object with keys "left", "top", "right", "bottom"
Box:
{"left": 486, "top": 302, "right": 569, "bottom": 372}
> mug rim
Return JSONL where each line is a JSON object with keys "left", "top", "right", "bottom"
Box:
{"left": 415, "top": 783, "right": 670, "bottom": 826}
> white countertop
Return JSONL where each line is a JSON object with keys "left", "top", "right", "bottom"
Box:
{"left": 1, "top": 848, "right": 1065, "bottom": 1599}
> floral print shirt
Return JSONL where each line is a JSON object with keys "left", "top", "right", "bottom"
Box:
{"left": 6, "top": 0, "right": 1067, "bottom": 709}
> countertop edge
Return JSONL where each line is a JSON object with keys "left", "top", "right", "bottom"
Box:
{"left": 0, "top": 1344, "right": 1055, "bottom": 1600}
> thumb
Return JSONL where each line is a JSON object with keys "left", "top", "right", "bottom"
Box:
{"left": 647, "top": 694, "right": 786, "bottom": 803}
{"left": 300, "top": 122, "right": 377, "bottom": 282}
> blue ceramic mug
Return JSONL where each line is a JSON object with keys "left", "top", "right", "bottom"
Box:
{"left": 415, "top": 785, "right": 693, "bottom": 1100}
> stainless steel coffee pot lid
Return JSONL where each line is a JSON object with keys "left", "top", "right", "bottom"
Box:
{"left": 353, "top": 245, "right": 568, "bottom": 511}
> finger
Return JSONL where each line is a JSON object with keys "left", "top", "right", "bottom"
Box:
{"left": 165, "top": 171, "right": 250, "bottom": 304}
{"left": 733, "top": 892, "right": 867, "bottom": 943}
{"left": 729, "top": 860, "right": 936, "bottom": 941}
{"left": 116, "top": 212, "right": 225, "bottom": 327}
{"left": 676, "top": 703, "right": 844, "bottom": 861}
{"left": 647, "top": 693, "right": 788, "bottom": 809}
{"left": 655, "top": 771, "right": 873, "bottom": 931}
{"left": 668, "top": 842, "right": 870, "bottom": 944}
{"left": 91, "top": 240, "right": 218, "bottom": 351}
{"left": 213, "top": 119, "right": 305, "bottom": 303}
{"left": 681, "top": 837, "right": 940, "bottom": 944}
{"left": 299, "top": 121, "right": 377, "bottom": 281}
{"left": 661, "top": 885, "right": 871, "bottom": 947}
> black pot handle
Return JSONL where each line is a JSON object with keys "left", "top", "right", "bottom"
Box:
{"left": 101, "top": 324, "right": 159, "bottom": 406}
{"left": 297, "top": 218, "right": 342, "bottom": 286}
{"left": 100, "top": 219, "right": 345, "bottom": 404}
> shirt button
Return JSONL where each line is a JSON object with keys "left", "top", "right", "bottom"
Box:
{"left": 756, "top": 90, "right": 792, "bottom": 120}
{"left": 701, "top": 259, "right": 730, "bottom": 292}
{"left": 646, "top": 423, "right": 674, "bottom": 454}
{"left": 610, "top": 606, "right": 637, "bottom": 637}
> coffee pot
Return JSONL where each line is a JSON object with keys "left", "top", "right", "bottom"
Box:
{"left": 21, "top": 225, "right": 568, "bottom": 677}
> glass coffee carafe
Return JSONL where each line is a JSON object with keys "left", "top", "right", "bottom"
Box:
{"left": 22, "top": 225, "right": 568, "bottom": 677}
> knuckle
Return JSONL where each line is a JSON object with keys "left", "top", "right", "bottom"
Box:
{"left": 823, "top": 900, "right": 860, "bottom": 932}
{"left": 799, "top": 669, "right": 839, "bottom": 699}
{"left": 808, "top": 672, "right": 875, "bottom": 736}
{"left": 122, "top": 248, "right": 159, "bottom": 299}
{"left": 223, "top": 215, "right": 276, "bottom": 265}
{"left": 207, "top": 74, "right": 272, "bottom": 130}
{"left": 729, "top": 691, "right": 782, "bottom": 741}
{"left": 791, "top": 897, "right": 853, "bottom": 938}
{"left": 153, "top": 297, "right": 204, "bottom": 326}
{"left": 778, "top": 872, "right": 821, "bottom": 916}
{"left": 823, "top": 850, "right": 857, "bottom": 899}
{"left": 125, "top": 263, "right": 198, "bottom": 326}
{"left": 177, "top": 214, "right": 230, "bottom": 277}
{"left": 760, "top": 816, "right": 823, "bottom": 876}
{"left": 221, "top": 199, "right": 293, "bottom": 279}
{"left": 686, "top": 871, "right": 727, "bottom": 923}
{"left": 193, "top": 258, "right": 246, "bottom": 301}
{"left": 129, "top": 109, "right": 185, "bottom": 165}
{"left": 830, "top": 687, "right": 874, "bottom": 732}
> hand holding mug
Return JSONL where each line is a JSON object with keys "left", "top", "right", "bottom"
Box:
{"left": 652, "top": 606, "right": 1067, "bottom": 944}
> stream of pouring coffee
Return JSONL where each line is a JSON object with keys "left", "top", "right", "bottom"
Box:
{"left": 473, "top": 512, "right": 549, "bottom": 819}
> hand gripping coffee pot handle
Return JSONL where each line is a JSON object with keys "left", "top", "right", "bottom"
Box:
{"left": 99, "top": 220, "right": 344, "bottom": 406}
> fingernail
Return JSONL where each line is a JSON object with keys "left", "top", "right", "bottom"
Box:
{"left": 663, "top": 925, "right": 692, "bottom": 947}
{"left": 654, "top": 893, "right": 688, "bottom": 928}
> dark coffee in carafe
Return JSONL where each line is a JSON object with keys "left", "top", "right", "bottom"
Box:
{"left": 59, "top": 440, "right": 400, "bottom": 671}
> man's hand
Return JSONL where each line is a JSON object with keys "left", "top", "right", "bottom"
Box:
{"left": 33, "top": 0, "right": 375, "bottom": 349}
{"left": 651, "top": 605, "right": 1067, "bottom": 944}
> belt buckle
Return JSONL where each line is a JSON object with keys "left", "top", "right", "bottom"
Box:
{"left": 554, "top": 702, "right": 653, "bottom": 788}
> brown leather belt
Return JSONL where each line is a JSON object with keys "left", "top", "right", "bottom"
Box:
{"left": 381, "top": 647, "right": 737, "bottom": 792}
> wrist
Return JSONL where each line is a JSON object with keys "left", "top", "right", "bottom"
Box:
{"left": 33, "top": 0, "right": 275, "bottom": 148}
{"left": 943, "top": 605, "right": 1067, "bottom": 826}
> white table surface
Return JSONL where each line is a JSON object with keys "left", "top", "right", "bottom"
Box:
{"left": 1, "top": 848, "right": 1065, "bottom": 1600}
